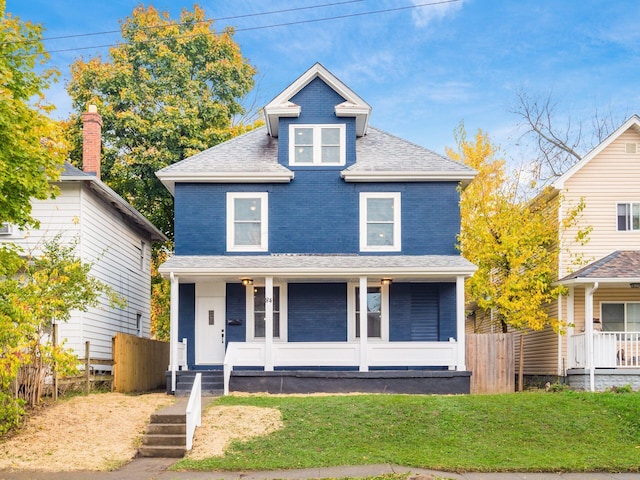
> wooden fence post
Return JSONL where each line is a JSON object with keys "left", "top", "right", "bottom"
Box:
{"left": 52, "top": 323, "right": 58, "bottom": 401}
{"left": 85, "top": 341, "right": 90, "bottom": 395}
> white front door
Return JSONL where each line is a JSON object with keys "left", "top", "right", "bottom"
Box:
{"left": 195, "top": 296, "right": 226, "bottom": 364}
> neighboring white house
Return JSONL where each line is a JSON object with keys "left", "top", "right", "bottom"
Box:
{"left": 0, "top": 106, "right": 167, "bottom": 363}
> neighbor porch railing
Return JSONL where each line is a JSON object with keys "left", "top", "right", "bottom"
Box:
{"left": 223, "top": 340, "right": 458, "bottom": 395}
{"left": 568, "top": 332, "right": 640, "bottom": 369}
{"left": 185, "top": 372, "right": 202, "bottom": 451}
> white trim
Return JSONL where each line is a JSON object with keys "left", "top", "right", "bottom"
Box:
{"left": 226, "top": 192, "right": 268, "bottom": 252}
{"left": 342, "top": 171, "right": 476, "bottom": 186}
{"left": 245, "top": 281, "right": 288, "bottom": 342}
{"left": 264, "top": 63, "right": 371, "bottom": 137}
{"left": 456, "top": 276, "right": 466, "bottom": 370}
{"left": 359, "top": 192, "right": 401, "bottom": 252}
{"left": 157, "top": 172, "right": 294, "bottom": 194}
{"left": 288, "top": 124, "right": 346, "bottom": 166}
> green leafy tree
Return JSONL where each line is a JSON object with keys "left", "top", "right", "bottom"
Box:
{"left": 0, "top": 1, "right": 67, "bottom": 229}
{"left": 66, "top": 4, "right": 256, "bottom": 238}
{"left": 0, "top": 236, "right": 123, "bottom": 420}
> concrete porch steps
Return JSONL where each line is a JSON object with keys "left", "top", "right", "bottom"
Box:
{"left": 138, "top": 398, "right": 188, "bottom": 458}
{"left": 173, "top": 370, "right": 224, "bottom": 397}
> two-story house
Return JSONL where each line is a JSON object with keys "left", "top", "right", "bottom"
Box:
{"left": 157, "top": 64, "right": 477, "bottom": 395}
{"left": 1, "top": 106, "right": 167, "bottom": 364}
{"left": 501, "top": 115, "right": 640, "bottom": 391}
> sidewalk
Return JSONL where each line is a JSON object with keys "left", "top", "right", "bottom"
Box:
{"left": 1, "top": 458, "right": 640, "bottom": 480}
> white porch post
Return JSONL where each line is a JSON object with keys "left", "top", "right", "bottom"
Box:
{"left": 456, "top": 276, "right": 466, "bottom": 370}
{"left": 557, "top": 294, "right": 563, "bottom": 376}
{"left": 169, "top": 272, "right": 179, "bottom": 393}
{"left": 585, "top": 282, "right": 598, "bottom": 392}
{"left": 265, "top": 276, "right": 274, "bottom": 371}
{"left": 359, "top": 276, "right": 368, "bottom": 372}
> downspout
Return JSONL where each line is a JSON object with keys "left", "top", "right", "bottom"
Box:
{"left": 585, "top": 282, "right": 599, "bottom": 392}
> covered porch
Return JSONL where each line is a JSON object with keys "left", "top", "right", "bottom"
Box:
{"left": 559, "top": 251, "right": 640, "bottom": 391}
{"left": 160, "top": 254, "right": 476, "bottom": 395}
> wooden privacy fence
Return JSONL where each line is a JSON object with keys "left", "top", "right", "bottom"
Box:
{"left": 113, "top": 333, "right": 169, "bottom": 393}
{"left": 466, "top": 333, "right": 515, "bottom": 394}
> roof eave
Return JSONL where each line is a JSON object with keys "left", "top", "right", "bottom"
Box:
{"left": 157, "top": 172, "right": 295, "bottom": 194}
{"left": 340, "top": 171, "right": 477, "bottom": 186}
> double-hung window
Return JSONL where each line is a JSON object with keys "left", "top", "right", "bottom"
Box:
{"left": 617, "top": 203, "right": 640, "bottom": 231}
{"left": 246, "top": 284, "right": 287, "bottom": 341}
{"left": 359, "top": 192, "right": 401, "bottom": 251}
{"left": 289, "top": 124, "right": 346, "bottom": 166}
{"left": 347, "top": 283, "right": 389, "bottom": 341}
{"left": 601, "top": 302, "right": 640, "bottom": 332}
{"left": 227, "top": 192, "right": 268, "bottom": 251}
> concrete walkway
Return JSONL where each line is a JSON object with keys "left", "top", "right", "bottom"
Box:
{"left": 1, "top": 458, "right": 639, "bottom": 480}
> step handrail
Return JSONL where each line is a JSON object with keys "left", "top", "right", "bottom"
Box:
{"left": 185, "top": 373, "right": 202, "bottom": 450}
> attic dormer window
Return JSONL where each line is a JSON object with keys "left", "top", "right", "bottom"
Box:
{"left": 289, "top": 124, "right": 345, "bottom": 166}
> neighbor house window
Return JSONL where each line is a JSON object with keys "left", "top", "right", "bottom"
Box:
{"left": 359, "top": 192, "right": 401, "bottom": 251}
{"left": 348, "top": 283, "right": 389, "bottom": 341}
{"left": 617, "top": 203, "right": 640, "bottom": 231}
{"left": 246, "top": 284, "right": 287, "bottom": 341}
{"left": 227, "top": 192, "right": 268, "bottom": 251}
{"left": 601, "top": 302, "right": 640, "bottom": 332}
{"left": 626, "top": 143, "right": 638, "bottom": 154}
{"left": 289, "top": 124, "right": 346, "bottom": 166}
{"left": 0, "top": 222, "right": 13, "bottom": 235}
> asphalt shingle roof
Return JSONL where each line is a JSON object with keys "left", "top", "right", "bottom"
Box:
{"left": 156, "top": 126, "right": 474, "bottom": 177}
{"left": 560, "top": 250, "right": 640, "bottom": 280}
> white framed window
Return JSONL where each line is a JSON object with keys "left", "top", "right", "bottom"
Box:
{"left": 359, "top": 192, "right": 401, "bottom": 252}
{"left": 245, "top": 283, "right": 288, "bottom": 341}
{"left": 601, "top": 302, "right": 640, "bottom": 332}
{"left": 616, "top": 202, "right": 640, "bottom": 231}
{"left": 0, "top": 222, "right": 13, "bottom": 235}
{"left": 347, "top": 282, "right": 389, "bottom": 341}
{"left": 227, "top": 192, "right": 268, "bottom": 252}
{"left": 289, "top": 124, "right": 346, "bottom": 166}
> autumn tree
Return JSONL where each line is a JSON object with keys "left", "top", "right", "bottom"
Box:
{"left": 0, "top": 1, "right": 66, "bottom": 229}
{"left": 66, "top": 4, "right": 256, "bottom": 238}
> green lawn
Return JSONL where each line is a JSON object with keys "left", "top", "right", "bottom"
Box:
{"left": 174, "top": 391, "right": 640, "bottom": 473}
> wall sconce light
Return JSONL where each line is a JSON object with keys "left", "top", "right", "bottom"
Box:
{"left": 630, "top": 283, "right": 640, "bottom": 288}
{"left": 241, "top": 278, "right": 253, "bottom": 286}
{"left": 381, "top": 278, "right": 392, "bottom": 286}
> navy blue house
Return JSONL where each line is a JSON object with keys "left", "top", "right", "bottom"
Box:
{"left": 157, "top": 64, "right": 477, "bottom": 395}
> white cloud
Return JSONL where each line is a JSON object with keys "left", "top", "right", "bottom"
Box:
{"left": 410, "top": 0, "right": 466, "bottom": 28}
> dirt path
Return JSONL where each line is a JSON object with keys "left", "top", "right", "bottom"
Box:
{"left": 0, "top": 392, "right": 282, "bottom": 472}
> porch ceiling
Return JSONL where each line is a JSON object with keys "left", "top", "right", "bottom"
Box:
{"left": 159, "top": 254, "right": 476, "bottom": 283}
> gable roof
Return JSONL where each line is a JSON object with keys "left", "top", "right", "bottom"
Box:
{"left": 60, "top": 161, "right": 167, "bottom": 242}
{"left": 553, "top": 114, "right": 640, "bottom": 189}
{"left": 343, "top": 127, "right": 476, "bottom": 185}
{"left": 263, "top": 63, "right": 372, "bottom": 137}
{"left": 155, "top": 127, "right": 295, "bottom": 193}
{"left": 557, "top": 250, "right": 640, "bottom": 284}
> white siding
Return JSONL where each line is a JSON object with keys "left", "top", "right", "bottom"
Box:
{"left": 0, "top": 181, "right": 154, "bottom": 361}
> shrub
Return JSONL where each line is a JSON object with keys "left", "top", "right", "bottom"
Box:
{"left": 0, "top": 391, "right": 25, "bottom": 436}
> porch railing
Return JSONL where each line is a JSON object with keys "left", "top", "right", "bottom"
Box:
{"left": 185, "top": 372, "right": 202, "bottom": 451}
{"left": 223, "top": 340, "right": 458, "bottom": 395}
{"left": 568, "top": 332, "right": 640, "bottom": 369}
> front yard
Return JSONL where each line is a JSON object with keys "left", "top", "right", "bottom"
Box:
{"left": 176, "top": 391, "right": 640, "bottom": 473}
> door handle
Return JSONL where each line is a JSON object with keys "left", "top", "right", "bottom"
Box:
{"left": 221, "top": 329, "right": 225, "bottom": 344}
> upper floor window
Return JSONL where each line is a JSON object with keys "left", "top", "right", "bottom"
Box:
{"left": 227, "top": 192, "right": 268, "bottom": 252}
{"left": 359, "top": 192, "right": 401, "bottom": 252}
{"left": 0, "top": 222, "right": 13, "bottom": 235}
{"left": 289, "top": 124, "right": 346, "bottom": 166}
{"left": 617, "top": 203, "right": 640, "bottom": 231}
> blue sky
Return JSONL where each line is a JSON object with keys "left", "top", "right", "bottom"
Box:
{"left": 7, "top": 0, "right": 640, "bottom": 161}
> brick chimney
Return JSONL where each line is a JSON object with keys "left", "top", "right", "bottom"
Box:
{"left": 81, "top": 105, "right": 103, "bottom": 179}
